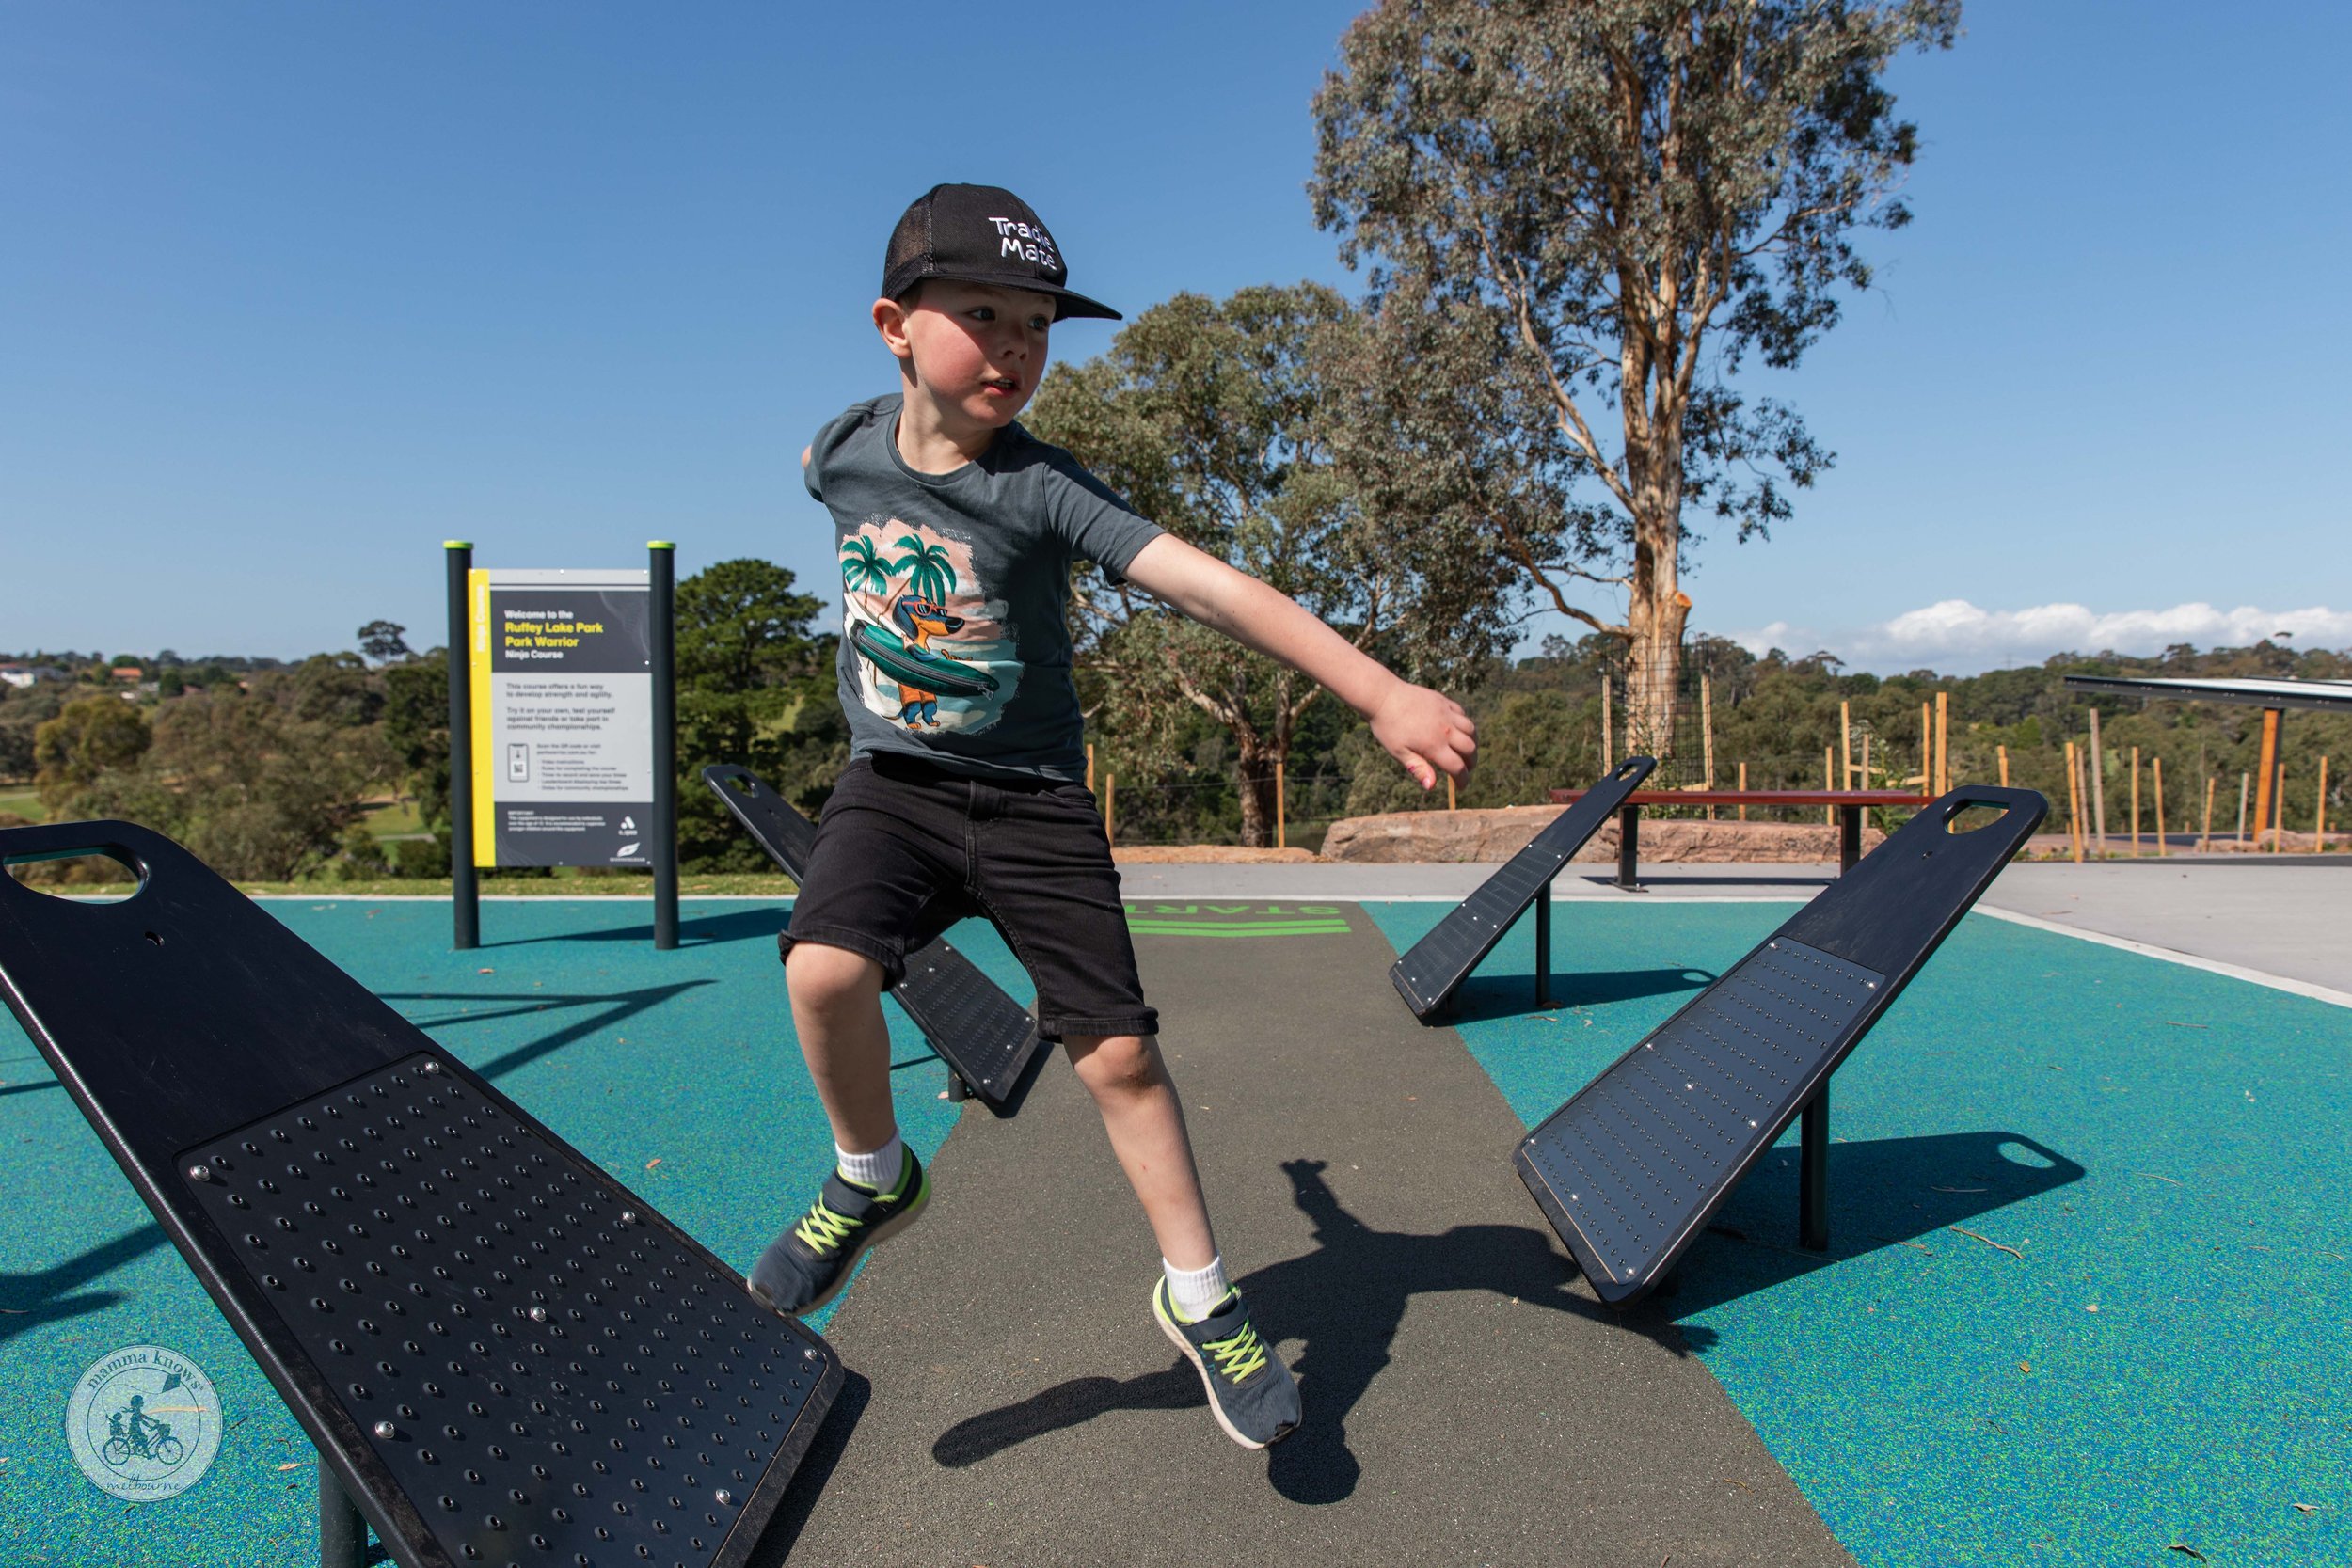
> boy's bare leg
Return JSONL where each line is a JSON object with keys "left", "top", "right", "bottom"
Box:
{"left": 785, "top": 942, "right": 899, "bottom": 1154}
{"left": 750, "top": 942, "right": 930, "bottom": 1319}
{"left": 1062, "top": 1032, "right": 1216, "bottom": 1271}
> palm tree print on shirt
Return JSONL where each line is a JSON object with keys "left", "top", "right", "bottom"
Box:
{"left": 892, "top": 535, "right": 957, "bottom": 606}
{"left": 836, "top": 520, "right": 1018, "bottom": 736}
{"left": 841, "top": 536, "right": 893, "bottom": 601}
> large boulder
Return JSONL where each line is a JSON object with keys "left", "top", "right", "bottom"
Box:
{"left": 1317, "top": 804, "right": 1883, "bottom": 864}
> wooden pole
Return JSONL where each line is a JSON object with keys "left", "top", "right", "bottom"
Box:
{"left": 2088, "top": 706, "right": 2106, "bottom": 850}
{"left": 1447, "top": 773, "right": 1457, "bottom": 812}
{"left": 2153, "top": 756, "right": 2167, "bottom": 856}
{"left": 2130, "top": 747, "right": 2141, "bottom": 856}
{"left": 2252, "top": 707, "right": 2280, "bottom": 853}
{"left": 1275, "top": 757, "right": 1286, "bottom": 850}
{"left": 1919, "top": 701, "right": 1931, "bottom": 787}
{"left": 1839, "top": 700, "right": 1852, "bottom": 787}
{"left": 1823, "top": 747, "right": 1836, "bottom": 826}
{"left": 1738, "top": 761, "right": 1748, "bottom": 820}
{"left": 2064, "top": 741, "right": 2085, "bottom": 863}
{"left": 2317, "top": 755, "right": 2330, "bottom": 851}
{"left": 2237, "top": 772, "right": 2249, "bottom": 846}
{"left": 1104, "top": 772, "right": 1115, "bottom": 846}
{"left": 1701, "top": 674, "right": 1715, "bottom": 818}
{"left": 1935, "top": 690, "right": 1950, "bottom": 794}
{"left": 2201, "top": 774, "right": 2216, "bottom": 852}
{"left": 1086, "top": 741, "right": 1095, "bottom": 793}
{"left": 1600, "top": 676, "right": 1613, "bottom": 773}
{"left": 1860, "top": 733, "right": 1872, "bottom": 793}
{"left": 1997, "top": 744, "right": 2010, "bottom": 787}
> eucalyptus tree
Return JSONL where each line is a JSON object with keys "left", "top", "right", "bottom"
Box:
{"left": 1028, "top": 282, "right": 1503, "bottom": 846}
{"left": 1312, "top": 0, "right": 1959, "bottom": 758}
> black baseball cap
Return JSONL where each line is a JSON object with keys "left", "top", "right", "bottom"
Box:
{"left": 881, "top": 182, "right": 1121, "bottom": 323}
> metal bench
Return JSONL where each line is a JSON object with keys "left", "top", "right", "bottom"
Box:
{"left": 1544, "top": 786, "right": 1936, "bottom": 888}
{"left": 0, "top": 819, "right": 842, "bottom": 1568}
{"left": 702, "top": 765, "right": 1047, "bottom": 1117}
{"left": 1388, "top": 758, "right": 1657, "bottom": 1021}
{"left": 1513, "top": 785, "right": 2047, "bottom": 1307}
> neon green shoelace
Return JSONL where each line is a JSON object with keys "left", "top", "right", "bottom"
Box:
{"left": 1202, "top": 1321, "right": 1268, "bottom": 1383}
{"left": 792, "top": 1198, "right": 862, "bottom": 1255}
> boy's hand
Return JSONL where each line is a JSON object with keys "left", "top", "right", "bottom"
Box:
{"left": 1373, "top": 681, "right": 1475, "bottom": 791}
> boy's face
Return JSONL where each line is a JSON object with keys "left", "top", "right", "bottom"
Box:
{"left": 874, "top": 279, "right": 1055, "bottom": 434}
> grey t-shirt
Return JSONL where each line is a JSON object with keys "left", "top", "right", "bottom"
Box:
{"left": 804, "top": 393, "right": 1165, "bottom": 782}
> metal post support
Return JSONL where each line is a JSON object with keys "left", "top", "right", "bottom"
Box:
{"left": 445, "top": 542, "right": 479, "bottom": 951}
{"left": 1839, "top": 805, "right": 1863, "bottom": 875}
{"left": 320, "top": 1460, "right": 366, "bottom": 1568}
{"left": 1534, "top": 871, "right": 1554, "bottom": 1007}
{"left": 1615, "top": 805, "right": 1642, "bottom": 891}
{"left": 648, "top": 543, "right": 679, "bottom": 951}
{"left": 1800, "top": 1083, "right": 1830, "bottom": 1251}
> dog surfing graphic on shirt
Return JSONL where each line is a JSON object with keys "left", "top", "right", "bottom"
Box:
{"left": 840, "top": 521, "right": 1021, "bottom": 733}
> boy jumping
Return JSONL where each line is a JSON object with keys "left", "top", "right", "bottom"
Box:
{"left": 752, "top": 183, "right": 1475, "bottom": 1449}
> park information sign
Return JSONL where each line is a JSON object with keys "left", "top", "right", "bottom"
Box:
{"left": 468, "top": 568, "right": 654, "bottom": 868}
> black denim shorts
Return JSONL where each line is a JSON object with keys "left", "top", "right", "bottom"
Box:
{"left": 776, "top": 752, "right": 1157, "bottom": 1041}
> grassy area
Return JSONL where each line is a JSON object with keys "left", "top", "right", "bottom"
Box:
{"left": 362, "top": 798, "right": 423, "bottom": 838}
{"left": 0, "top": 786, "right": 43, "bottom": 823}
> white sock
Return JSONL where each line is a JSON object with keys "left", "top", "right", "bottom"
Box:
{"left": 1163, "top": 1254, "right": 1230, "bottom": 1322}
{"left": 835, "top": 1134, "right": 905, "bottom": 1192}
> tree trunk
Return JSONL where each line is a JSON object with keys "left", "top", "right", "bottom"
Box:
{"left": 1236, "top": 744, "right": 1279, "bottom": 848}
{"left": 1621, "top": 513, "right": 1691, "bottom": 765}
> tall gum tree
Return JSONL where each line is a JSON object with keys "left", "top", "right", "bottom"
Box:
{"left": 1311, "top": 0, "right": 1959, "bottom": 760}
{"left": 1029, "top": 283, "right": 1502, "bottom": 846}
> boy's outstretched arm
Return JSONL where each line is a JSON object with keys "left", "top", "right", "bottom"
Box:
{"left": 1120, "top": 534, "right": 1476, "bottom": 790}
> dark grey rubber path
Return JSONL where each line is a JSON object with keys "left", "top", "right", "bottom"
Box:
{"left": 759, "top": 909, "right": 1854, "bottom": 1567}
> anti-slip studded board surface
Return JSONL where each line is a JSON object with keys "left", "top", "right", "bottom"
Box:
{"left": 891, "top": 936, "right": 1041, "bottom": 1105}
{"left": 1388, "top": 757, "right": 1655, "bottom": 1020}
{"left": 1389, "top": 841, "right": 1573, "bottom": 1017}
{"left": 1518, "top": 937, "right": 1883, "bottom": 1298}
{"left": 180, "top": 1054, "right": 829, "bottom": 1568}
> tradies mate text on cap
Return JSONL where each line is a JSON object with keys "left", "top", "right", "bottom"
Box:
{"left": 881, "top": 183, "right": 1120, "bottom": 323}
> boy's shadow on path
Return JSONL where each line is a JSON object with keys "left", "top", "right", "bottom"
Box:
{"left": 926, "top": 1132, "right": 2082, "bottom": 1505}
{"left": 930, "top": 1158, "right": 1661, "bottom": 1505}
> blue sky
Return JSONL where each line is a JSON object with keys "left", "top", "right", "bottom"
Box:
{"left": 3, "top": 2, "right": 2346, "bottom": 674}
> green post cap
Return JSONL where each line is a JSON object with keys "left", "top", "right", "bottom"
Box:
{"left": 443, "top": 540, "right": 474, "bottom": 550}
{"left": 647, "top": 541, "right": 676, "bottom": 550}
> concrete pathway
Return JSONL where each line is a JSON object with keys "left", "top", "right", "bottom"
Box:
{"left": 763, "top": 909, "right": 1852, "bottom": 1567}
{"left": 1116, "top": 857, "right": 2352, "bottom": 995}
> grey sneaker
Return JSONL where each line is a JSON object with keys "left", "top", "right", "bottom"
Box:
{"left": 748, "top": 1149, "right": 929, "bottom": 1317}
{"left": 1152, "top": 1279, "right": 1300, "bottom": 1449}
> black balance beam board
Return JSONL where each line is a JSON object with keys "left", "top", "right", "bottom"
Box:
{"left": 1389, "top": 756, "right": 1659, "bottom": 1021}
{"left": 701, "top": 765, "right": 1047, "bottom": 1117}
{"left": 0, "top": 820, "right": 842, "bottom": 1568}
{"left": 1513, "top": 785, "right": 2047, "bottom": 1307}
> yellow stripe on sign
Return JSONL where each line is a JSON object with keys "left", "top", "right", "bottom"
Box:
{"left": 469, "top": 568, "right": 496, "bottom": 868}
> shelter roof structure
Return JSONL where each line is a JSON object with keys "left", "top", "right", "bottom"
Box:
{"left": 2063, "top": 673, "right": 2352, "bottom": 712}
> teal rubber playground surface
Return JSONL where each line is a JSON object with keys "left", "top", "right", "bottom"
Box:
{"left": 0, "top": 895, "right": 2345, "bottom": 1565}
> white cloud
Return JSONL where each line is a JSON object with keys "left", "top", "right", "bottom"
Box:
{"left": 1725, "top": 601, "right": 2352, "bottom": 673}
